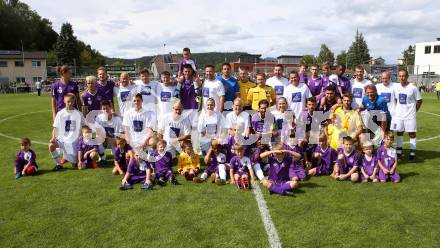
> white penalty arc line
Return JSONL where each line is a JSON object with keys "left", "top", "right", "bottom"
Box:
{"left": 252, "top": 184, "right": 282, "bottom": 248}
{"left": 0, "top": 110, "right": 50, "bottom": 145}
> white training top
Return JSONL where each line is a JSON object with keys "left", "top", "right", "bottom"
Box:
{"left": 283, "top": 82, "right": 312, "bottom": 119}
{"left": 53, "top": 108, "right": 84, "bottom": 143}
{"left": 393, "top": 82, "right": 422, "bottom": 120}
{"left": 350, "top": 78, "right": 372, "bottom": 109}
{"left": 158, "top": 113, "right": 191, "bottom": 143}
{"left": 202, "top": 79, "right": 225, "bottom": 111}
{"left": 376, "top": 82, "right": 396, "bottom": 116}
{"left": 266, "top": 76, "right": 289, "bottom": 99}
{"left": 96, "top": 113, "right": 123, "bottom": 138}
{"left": 225, "top": 111, "right": 250, "bottom": 136}
{"left": 113, "top": 84, "right": 135, "bottom": 116}
{"left": 157, "top": 83, "right": 176, "bottom": 117}
{"left": 133, "top": 80, "right": 160, "bottom": 114}
{"left": 122, "top": 108, "right": 156, "bottom": 148}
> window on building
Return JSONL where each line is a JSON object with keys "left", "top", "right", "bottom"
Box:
{"left": 0, "top": 61, "right": 7, "bottom": 67}
{"left": 425, "top": 46, "right": 431, "bottom": 54}
{"left": 434, "top": 45, "right": 440, "bottom": 54}
{"left": 16, "top": 77, "right": 25, "bottom": 83}
{"left": 32, "top": 77, "right": 42, "bottom": 82}
{"left": 32, "top": 60, "right": 41, "bottom": 67}
{"left": 15, "top": 61, "right": 24, "bottom": 67}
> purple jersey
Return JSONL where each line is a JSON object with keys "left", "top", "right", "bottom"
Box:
{"left": 313, "top": 145, "right": 337, "bottom": 175}
{"left": 361, "top": 155, "right": 377, "bottom": 176}
{"left": 51, "top": 80, "right": 79, "bottom": 112}
{"left": 307, "top": 76, "right": 323, "bottom": 96}
{"left": 82, "top": 90, "right": 103, "bottom": 111}
{"left": 178, "top": 59, "right": 196, "bottom": 76}
{"left": 149, "top": 151, "right": 173, "bottom": 173}
{"left": 15, "top": 149, "right": 38, "bottom": 167}
{"left": 96, "top": 80, "right": 115, "bottom": 104}
{"left": 337, "top": 148, "right": 360, "bottom": 173}
{"left": 206, "top": 152, "right": 227, "bottom": 175}
{"left": 319, "top": 97, "right": 338, "bottom": 112}
{"left": 114, "top": 144, "right": 133, "bottom": 168}
{"left": 299, "top": 72, "right": 308, "bottom": 84}
{"left": 321, "top": 75, "right": 331, "bottom": 90}
{"left": 376, "top": 145, "right": 397, "bottom": 170}
{"left": 77, "top": 138, "right": 98, "bottom": 154}
{"left": 180, "top": 79, "right": 199, "bottom": 109}
{"left": 251, "top": 112, "right": 275, "bottom": 134}
{"left": 338, "top": 76, "right": 351, "bottom": 94}
{"left": 267, "top": 155, "right": 293, "bottom": 182}
{"left": 230, "top": 155, "right": 251, "bottom": 174}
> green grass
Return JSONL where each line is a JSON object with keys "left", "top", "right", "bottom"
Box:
{"left": 0, "top": 92, "right": 439, "bottom": 248}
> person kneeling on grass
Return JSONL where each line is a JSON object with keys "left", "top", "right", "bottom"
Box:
{"left": 14, "top": 137, "right": 38, "bottom": 179}
{"left": 333, "top": 136, "right": 360, "bottom": 182}
{"left": 259, "top": 142, "right": 301, "bottom": 196}
{"left": 360, "top": 141, "right": 379, "bottom": 183}
{"left": 77, "top": 125, "right": 100, "bottom": 170}
{"left": 199, "top": 139, "right": 227, "bottom": 185}
{"left": 120, "top": 151, "right": 150, "bottom": 190}
{"left": 308, "top": 135, "right": 338, "bottom": 177}
{"left": 112, "top": 135, "right": 133, "bottom": 176}
{"left": 177, "top": 140, "right": 202, "bottom": 182}
{"left": 229, "top": 144, "right": 256, "bottom": 190}
{"left": 146, "top": 139, "right": 179, "bottom": 187}
{"left": 377, "top": 131, "right": 400, "bottom": 183}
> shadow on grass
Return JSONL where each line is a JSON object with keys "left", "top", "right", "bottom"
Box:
{"left": 400, "top": 149, "right": 440, "bottom": 164}
{"left": 399, "top": 172, "right": 419, "bottom": 180}
{"left": 300, "top": 182, "right": 326, "bottom": 189}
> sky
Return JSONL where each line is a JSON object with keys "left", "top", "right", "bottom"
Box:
{"left": 22, "top": 0, "right": 440, "bottom": 63}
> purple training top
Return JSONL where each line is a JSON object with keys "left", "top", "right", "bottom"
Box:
{"left": 251, "top": 113, "right": 275, "bottom": 134}
{"left": 51, "top": 80, "right": 79, "bottom": 112}
{"left": 180, "top": 79, "right": 200, "bottom": 109}
{"left": 82, "top": 90, "right": 103, "bottom": 111}
{"left": 230, "top": 155, "right": 250, "bottom": 174}
{"left": 96, "top": 80, "right": 115, "bottom": 104}
{"left": 149, "top": 151, "right": 173, "bottom": 173}
{"left": 313, "top": 145, "right": 337, "bottom": 175}
{"left": 338, "top": 76, "right": 351, "bottom": 94}
{"left": 337, "top": 148, "right": 360, "bottom": 174}
{"left": 361, "top": 155, "right": 377, "bottom": 176}
{"left": 376, "top": 145, "right": 396, "bottom": 170}
{"left": 267, "top": 155, "right": 293, "bottom": 182}
{"left": 307, "top": 76, "right": 323, "bottom": 96}
{"left": 299, "top": 72, "right": 308, "bottom": 84}
{"left": 15, "top": 149, "right": 38, "bottom": 167}
{"left": 114, "top": 144, "right": 133, "bottom": 170}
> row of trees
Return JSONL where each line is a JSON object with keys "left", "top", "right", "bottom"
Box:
{"left": 300, "top": 30, "right": 370, "bottom": 67}
{"left": 0, "top": 0, "right": 105, "bottom": 75}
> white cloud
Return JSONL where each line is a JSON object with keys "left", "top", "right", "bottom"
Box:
{"left": 22, "top": 0, "right": 440, "bottom": 63}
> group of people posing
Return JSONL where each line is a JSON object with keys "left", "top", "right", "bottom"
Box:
{"left": 14, "top": 48, "right": 422, "bottom": 195}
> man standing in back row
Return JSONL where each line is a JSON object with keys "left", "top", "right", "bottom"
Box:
{"left": 266, "top": 64, "right": 289, "bottom": 101}
{"left": 216, "top": 63, "right": 239, "bottom": 111}
{"left": 391, "top": 69, "right": 422, "bottom": 162}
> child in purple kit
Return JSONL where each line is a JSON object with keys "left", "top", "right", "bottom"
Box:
{"left": 77, "top": 126, "right": 99, "bottom": 170}
{"left": 81, "top": 75, "right": 103, "bottom": 115}
{"left": 146, "top": 139, "right": 179, "bottom": 187}
{"left": 259, "top": 142, "right": 301, "bottom": 196}
{"left": 178, "top": 47, "right": 197, "bottom": 79}
{"left": 229, "top": 144, "right": 256, "bottom": 189}
{"left": 200, "top": 139, "right": 227, "bottom": 185}
{"left": 377, "top": 131, "right": 400, "bottom": 183}
{"left": 113, "top": 136, "right": 133, "bottom": 175}
{"left": 308, "top": 135, "right": 337, "bottom": 176}
{"left": 360, "top": 142, "right": 379, "bottom": 183}
{"left": 14, "top": 137, "right": 38, "bottom": 179}
{"left": 250, "top": 139, "right": 270, "bottom": 181}
{"left": 120, "top": 151, "right": 149, "bottom": 190}
{"left": 334, "top": 136, "right": 360, "bottom": 182}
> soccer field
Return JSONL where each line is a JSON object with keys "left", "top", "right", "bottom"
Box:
{"left": 0, "top": 93, "right": 439, "bottom": 248}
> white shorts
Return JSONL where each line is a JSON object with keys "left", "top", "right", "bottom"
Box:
{"left": 56, "top": 140, "right": 78, "bottom": 163}
{"left": 391, "top": 118, "right": 417, "bottom": 133}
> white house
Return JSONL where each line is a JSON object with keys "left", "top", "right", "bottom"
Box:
{"left": 414, "top": 38, "right": 440, "bottom": 76}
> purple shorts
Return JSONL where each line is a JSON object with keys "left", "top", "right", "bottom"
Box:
{"left": 378, "top": 170, "right": 400, "bottom": 181}
{"left": 290, "top": 167, "right": 306, "bottom": 180}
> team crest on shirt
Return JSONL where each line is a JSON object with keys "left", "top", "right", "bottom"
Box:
{"left": 57, "top": 86, "right": 63, "bottom": 94}
{"left": 88, "top": 98, "right": 92, "bottom": 106}
{"left": 274, "top": 86, "right": 283, "bottom": 95}
{"left": 141, "top": 86, "right": 151, "bottom": 95}
{"left": 348, "top": 157, "right": 353, "bottom": 163}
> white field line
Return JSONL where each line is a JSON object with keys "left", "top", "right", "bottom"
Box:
{"left": 252, "top": 184, "right": 282, "bottom": 248}
{"left": 0, "top": 111, "right": 50, "bottom": 145}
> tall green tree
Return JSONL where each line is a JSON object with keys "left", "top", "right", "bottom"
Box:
{"left": 317, "top": 44, "right": 335, "bottom": 65}
{"left": 54, "top": 23, "right": 80, "bottom": 66}
{"left": 336, "top": 51, "right": 347, "bottom": 66}
{"left": 401, "top": 45, "right": 415, "bottom": 66}
{"left": 346, "top": 29, "right": 370, "bottom": 67}
{"left": 300, "top": 55, "right": 317, "bottom": 65}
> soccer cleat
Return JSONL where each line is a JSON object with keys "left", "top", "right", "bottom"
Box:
{"left": 408, "top": 155, "right": 416, "bottom": 163}
{"left": 184, "top": 172, "right": 194, "bottom": 181}
{"left": 207, "top": 174, "right": 216, "bottom": 184}
{"left": 241, "top": 178, "right": 249, "bottom": 190}
{"left": 15, "top": 172, "right": 22, "bottom": 179}
{"left": 284, "top": 190, "right": 295, "bottom": 197}
{"left": 396, "top": 148, "right": 403, "bottom": 159}
{"left": 60, "top": 159, "right": 68, "bottom": 165}
{"left": 91, "top": 161, "right": 98, "bottom": 169}
{"left": 157, "top": 177, "right": 166, "bottom": 186}
{"left": 52, "top": 164, "right": 63, "bottom": 171}
{"left": 141, "top": 183, "right": 153, "bottom": 190}
{"left": 236, "top": 178, "right": 243, "bottom": 189}
{"left": 99, "top": 159, "right": 107, "bottom": 167}
{"left": 215, "top": 179, "right": 226, "bottom": 185}
{"left": 170, "top": 178, "right": 180, "bottom": 186}
{"left": 193, "top": 177, "right": 203, "bottom": 183}
{"left": 119, "top": 183, "right": 133, "bottom": 191}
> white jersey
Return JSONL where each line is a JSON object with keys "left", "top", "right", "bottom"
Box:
{"left": 376, "top": 82, "right": 396, "bottom": 116}
{"left": 157, "top": 83, "right": 176, "bottom": 117}
{"left": 113, "top": 84, "right": 135, "bottom": 116}
{"left": 96, "top": 113, "right": 123, "bottom": 138}
{"left": 53, "top": 108, "right": 84, "bottom": 142}
{"left": 202, "top": 79, "right": 225, "bottom": 111}
{"left": 133, "top": 80, "right": 160, "bottom": 114}
{"left": 122, "top": 108, "right": 156, "bottom": 148}
{"left": 393, "top": 82, "right": 422, "bottom": 120}
{"left": 197, "top": 110, "right": 225, "bottom": 151}
{"left": 225, "top": 111, "right": 250, "bottom": 136}
{"left": 158, "top": 113, "right": 191, "bottom": 143}
{"left": 350, "top": 78, "right": 372, "bottom": 109}
{"left": 283, "top": 82, "right": 312, "bottom": 119}
{"left": 266, "top": 76, "right": 289, "bottom": 99}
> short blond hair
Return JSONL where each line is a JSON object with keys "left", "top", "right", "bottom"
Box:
{"left": 86, "top": 75, "right": 97, "bottom": 83}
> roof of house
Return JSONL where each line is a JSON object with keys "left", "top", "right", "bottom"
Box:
{"left": 277, "top": 55, "right": 302, "bottom": 58}
{"left": 151, "top": 54, "right": 183, "bottom": 74}
{"left": 0, "top": 50, "right": 48, "bottom": 59}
